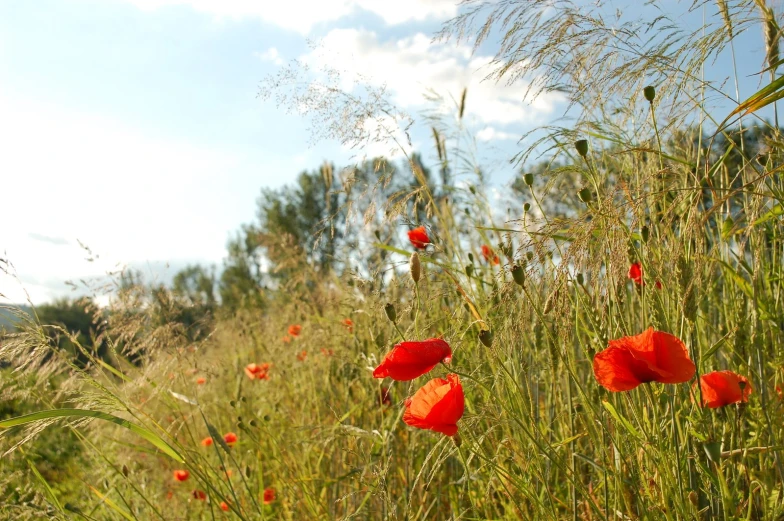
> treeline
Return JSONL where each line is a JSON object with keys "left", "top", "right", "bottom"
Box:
{"left": 7, "top": 122, "right": 771, "bottom": 366}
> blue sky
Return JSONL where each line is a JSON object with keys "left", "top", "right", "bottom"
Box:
{"left": 0, "top": 0, "right": 775, "bottom": 304}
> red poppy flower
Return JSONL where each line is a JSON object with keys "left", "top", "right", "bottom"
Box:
{"left": 220, "top": 501, "right": 230, "bottom": 512}
{"left": 195, "top": 377, "right": 206, "bottom": 385}
{"left": 403, "top": 374, "right": 464, "bottom": 436}
{"left": 593, "top": 327, "right": 695, "bottom": 392}
{"left": 263, "top": 487, "right": 276, "bottom": 505}
{"left": 342, "top": 318, "right": 354, "bottom": 333}
{"left": 373, "top": 338, "right": 452, "bottom": 381}
{"left": 288, "top": 324, "right": 302, "bottom": 337}
{"left": 628, "top": 262, "right": 662, "bottom": 288}
{"left": 192, "top": 490, "right": 207, "bottom": 500}
{"left": 481, "top": 244, "right": 500, "bottom": 265}
{"left": 628, "top": 262, "right": 644, "bottom": 285}
{"left": 245, "top": 363, "right": 271, "bottom": 380}
{"left": 173, "top": 470, "right": 189, "bottom": 482}
{"left": 223, "top": 432, "right": 238, "bottom": 446}
{"left": 297, "top": 350, "right": 307, "bottom": 361}
{"left": 201, "top": 437, "right": 213, "bottom": 447}
{"left": 697, "top": 371, "right": 753, "bottom": 408}
{"left": 407, "top": 226, "right": 430, "bottom": 249}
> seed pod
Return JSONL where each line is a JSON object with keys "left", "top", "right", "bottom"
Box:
{"left": 523, "top": 202, "right": 531, "bottom": 212}
{"left": 575, "top": 139, "right": 589, "bottom": 157}
{"left": 384, "top": 303, "right": 397, "bottom": 323}
{"left": 643, "top": 85, "right": 656, "bottom": 102}
{"left": 576, "top": 273, "right": 584, "bottom": 285}
{"left": 511, "top": 265, "right": 525, "bottom": 287}
{"left": 641, "top": 226, "right": 649, "bottom": 242}
{"left": 409, "top": 252, "right": 421, "bottom": 283}
{"left": 524, "top": 173, "right": 534, "bottom": 186}
{"left": 478, "top": 329, "right": 493, "bottom": 347}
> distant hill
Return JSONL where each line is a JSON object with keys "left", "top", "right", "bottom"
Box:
{"left": 0, "top": 305, "right": 33, "bottom": 330}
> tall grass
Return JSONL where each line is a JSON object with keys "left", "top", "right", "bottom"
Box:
{"left": 3, "top": 0, "right": 784, "bottom": 519}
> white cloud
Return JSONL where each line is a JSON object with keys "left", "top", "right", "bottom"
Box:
{"left": 0, "top": 92, "right": 237, "bottom": 303}
{"left": 255, "top": 47, "right": 284, "bottom": 66}
{"left": 122, "top": 0, "right": 458, "bottom": 34}
{"left": 476, "top": 126, "right": 518, "bottom": 142}
{"left": 302, "top": 29, "right": 562, "bottom": 127}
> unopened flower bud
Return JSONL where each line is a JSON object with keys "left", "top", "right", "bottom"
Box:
{"left": 576, "top": 273, "right": 584, "bottom": 285}
{"left": 409, "top": 252, "right": 421, "bottom": 283}
{"left": 523, "top": 202, "right": 531, "bottom": 212}
{"left": 643, "top": 85, "right": 656, "bottom": 102}
{"left": 479, "top": 329, "right": 493, "bottom": 347}
{"left": 384, "top": 303, "right": 397, "bottom": 323}
{"left": 575, "top": 139, "right": 589, "bottom": 157}
{"left": 524, "top": 173, "right": 534, "bottom": 186}
{"left": 641, "top": 225, "right": 649, "bottom": 242}
{"left": 511, "top": 265, "right": 525, "bottom": 287}
{"left": 578, "top": 188, "right": 593, "bottom": 204}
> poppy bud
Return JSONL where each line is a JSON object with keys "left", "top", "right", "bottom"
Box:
{"left": 511, "top": 265, "right": 525, "bottom": 287}
{"left": 469, "top": 185, "right": 476, "bottom": 194}
{"left": 523, "top": 202, "right": 531, "bottom": 212}
{"left": 578, "top": 188, "right": 593, "bottom": 204}
{"left": 384, "top": 303, "right": 397, "bottom": 323}
{"left": 374, "top": 230, "right": 381, "bottom": 241}
{"left": 524, "top": 173, "right": 534, "bottom": 186}
{"left": 643, "top": 85, "right": 656, "bottom": 102}
{"left": 410, "top": 252, "right": 421, "bottom": 283}
{"left": 703, "top": 441, "right": 722, "bottom": 463}
{"left": 465, "top": 265, "right": 473, "bottom": 277}
{"left": 245, "top": 465, "right": 252, "bottom": 478}
{"left": 122, "top": 464, "right": 129, "bottom": 478}
{"left": 479, "top": 329, "right": 493, "bottom": 347}
{"left": 468, "top": 252, "right": 474, "bottom": 264}
{"left": 641, "top": 225, "right": 649, "bottom": 242}
{"left": 575, "top": 139, "right": 589, "bottom": 157}
{"left": 464, "top": 207, "right": 470, "bottom": 216}
{"left": 576, "top": 273, "right": 584, "bottom": 285}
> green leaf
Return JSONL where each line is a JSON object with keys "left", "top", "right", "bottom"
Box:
{"left": 28, "top": 459, "right": 64, "bottom": 514}
{"left": 0, "top": 409, "right": 184, "bottom": 462}
{"left": 753, "top": 203, "right": 784, "bottom": 226}
{"left": 602, "top": 400, "right": 642, "bottom": 440}
{"left": 89, "top": 486, "right": 135, "bottom": 521}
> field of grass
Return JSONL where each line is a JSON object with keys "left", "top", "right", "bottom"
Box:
{"left": 3, "top": 1, "right": 784, "bottom": 520}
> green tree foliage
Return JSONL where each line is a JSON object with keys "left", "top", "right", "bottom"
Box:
{"left": 34, "top": 298, "right": 104, "bottom": 367}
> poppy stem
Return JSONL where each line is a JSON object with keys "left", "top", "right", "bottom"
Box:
{"left": 670, "top": 391, "right": 685, "bottom": 506}
{"left": 393, "top": 323, "right": 406, "bottom": 342}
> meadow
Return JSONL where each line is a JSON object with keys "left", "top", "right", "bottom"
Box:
{"left": 2, "top": 1, "right": 784, "bottom": 519}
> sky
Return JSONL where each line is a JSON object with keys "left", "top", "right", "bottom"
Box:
{"left": 0, "top": 0, "right": 776, "bottom": 304}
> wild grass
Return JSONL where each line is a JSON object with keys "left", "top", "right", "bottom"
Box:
{"left": 2, "top": 0, "right": 784, "bottom": 519}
